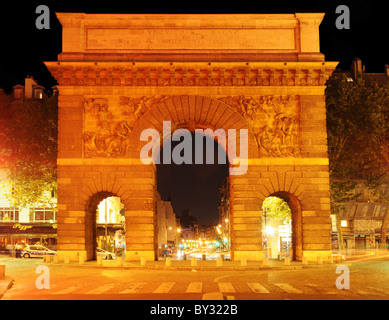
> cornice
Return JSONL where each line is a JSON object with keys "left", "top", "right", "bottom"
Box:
{"left": 45, "top": 61, "right": 338, "bottom": 87}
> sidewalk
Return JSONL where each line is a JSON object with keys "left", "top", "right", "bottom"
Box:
{"left": 0, "top": 277, "right": 14, "bottom": 299}
{"left": 42, "top": 257, "right": 334, "bottom": 271}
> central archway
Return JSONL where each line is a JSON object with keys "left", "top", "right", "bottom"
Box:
{"left": 125, "top": 95, "right": 260, "bottom": 261}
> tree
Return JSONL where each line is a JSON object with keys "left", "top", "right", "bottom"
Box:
{"left": 262, "top": 196, "right": 291, "bottom": 222}
{"left": 0, "top": 92, "right": 58, "bottom": 210}
{"left": 325, "top": 72, "right": 389, "bottom": 248}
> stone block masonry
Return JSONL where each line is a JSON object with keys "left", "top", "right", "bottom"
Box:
{"left": 46, "top": 13, "right": 337, "bottom": 261}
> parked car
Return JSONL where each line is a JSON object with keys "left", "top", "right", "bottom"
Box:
{"left": 21, "top": 245, "right": 57, "bottom": 258}
{"left": 97, "top": 248, "right": 116, "bottom": 260}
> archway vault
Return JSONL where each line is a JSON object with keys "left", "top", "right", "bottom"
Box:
{"left": 47, "top": 13, "right": 336, "bottom": 263}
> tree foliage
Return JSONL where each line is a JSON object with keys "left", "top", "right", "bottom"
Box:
{"left": 325, "top": 72, "right": 389, "bottom": 246}
{"left": 262, "top": 196, "right": 291, "bottom": 222}
{"left": 0, "top": 92, "right": 58, "bottom": 209}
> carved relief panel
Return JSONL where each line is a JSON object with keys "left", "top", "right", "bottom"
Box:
{"left": 218, "top": 95, "right": 301, "bottom": 157}
{"left": 83, "top": 95, "right": 301, "bottom": 158}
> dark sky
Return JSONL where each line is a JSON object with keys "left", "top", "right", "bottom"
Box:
{"left": 0, "top": 0, "right": 388, "bottom": 225}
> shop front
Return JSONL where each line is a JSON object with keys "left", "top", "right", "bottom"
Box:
{"left": 0, "top": 223, "right": 57, "bottom": 254}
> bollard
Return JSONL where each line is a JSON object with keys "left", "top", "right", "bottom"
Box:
{"left": 117, "top": 256, "right": 123, "bottom": 267}
{"left": 64, "top": 255, "right": 70, "bottom": 264}
{"left": 202, "top": 253, "right": 206, "bottom": 261}
{"left": 191, "top": 257, "right": 197, "bottom": 267}
{"left": 262, "top": 257, "right": 269, "bottom": 267}
{"left": 79, "top": 255, "right": 85, "bottom": 265}
{"left": 0, "top": 265, "right": 5, "bottom": 279}
{"left": 241, "top": 257, "right": 247, "bottom": 267}
{"left": 284, "top": 257, "right": 290, "bottom": 266}
{"left": 140, "top": 257, "right": 147, "bottom": 266}
{"left": 216, "top": 257, "right": 223, "bottom": 267}
{"left": 317, "top": 256, "right": 323, "bottom": 265}
{"left": 302, "top": 256, "right": 308, "bottom": 265}
{"left": 97, "top": 256, "right": 103, "bottom": 266}
{"left": 53, "top": 255, "right": 59, "bottom": 264}
{"left": 165, "top": 257, "right": 172, "bottom": 267}
{"left": 328, "top": 255, "right": 333, "bottom": 264}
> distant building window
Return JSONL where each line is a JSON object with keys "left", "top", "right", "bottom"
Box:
{"left": 0, "top": 208, "right": 19, "bottom": 222}
{"left": 30, "top": 208, "right": 56, "bottom": 223}
{"left": 341, "top": 220, "right": 348, "bottom": 227}
{"left": 14, "top": 88, "right": 24, "bottom": 99}
{"left": 34, "top": 89, "right": 43, "bottom": 99}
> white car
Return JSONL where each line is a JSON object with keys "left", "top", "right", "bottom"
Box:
{"left": 97, "top": 248, "right": 116, "bottom": 260}
{"left": 21, "top": 245, "right": 56, "bottom": 258}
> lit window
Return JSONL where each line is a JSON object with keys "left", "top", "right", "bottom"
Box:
{"left": 341, "top": 220, "right": 348, "bottom": 227}
{"left": 0, "top": 208, "right": 19, "bottom": 222}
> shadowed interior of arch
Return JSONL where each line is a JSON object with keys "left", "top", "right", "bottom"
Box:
{"left": 157, "top": 131, "right": 229, "bottom": 238}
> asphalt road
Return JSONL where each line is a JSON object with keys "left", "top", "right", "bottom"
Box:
{"left": 1, "top": 252, "right": 389, "bottom": 301}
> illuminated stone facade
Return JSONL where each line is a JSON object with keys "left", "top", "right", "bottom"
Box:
{"left": 46, "top": 13, "right": 338, "bottom": 262}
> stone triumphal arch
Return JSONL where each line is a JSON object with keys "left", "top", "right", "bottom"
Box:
{"left": 46, "top": 13, "right": 338, "bottom": 262}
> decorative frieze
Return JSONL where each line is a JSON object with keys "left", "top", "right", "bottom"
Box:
{"left": 49, "top": 63, "right": 333, "bottom": 87}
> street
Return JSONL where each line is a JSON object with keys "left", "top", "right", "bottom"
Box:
{"left": 1, "top": 250, "right": 389, "bottom": 301}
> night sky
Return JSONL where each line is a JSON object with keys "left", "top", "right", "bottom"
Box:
{"left": 0, "top": 0, "right": 388, "bottom": 225}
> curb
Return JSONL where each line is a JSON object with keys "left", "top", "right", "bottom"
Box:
{"left": 42, "top": 261, "right": 339, "bottom": 271}
{"left": 0, "top": 277, "right": 14, "bottom": 299}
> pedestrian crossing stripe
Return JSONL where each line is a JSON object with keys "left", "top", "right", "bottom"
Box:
{"left": 274, "top": 283, "right": 303, "bottom": 294}
{"left": 186, "top": 282, "right": 203, "bottom": 293}
{"left": 247, "top": 282, "right": 270, "bottom": 294}
{"left": 85, "top": 284, "right": 116, "bottom": 294}
{"left": 38, "top": 281, "right": 389, "bottom": 297}
{"left": 218, "top": 282, "right": 235, "bottom": 293}
{"left": 119, "top": 282, "right": 147, "bottom": 294}
{"left": 153, "top": 282, "right": 175, "bottom": 293}
{"left": 51, "top": 286, "right": 78, "bottom": 295}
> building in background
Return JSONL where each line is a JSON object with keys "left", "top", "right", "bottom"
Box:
{"left": 156, "top": 194, "right": 179, "bottom": 256}
{"left": 96, "top": 196, "right": 126, "bottom": 256}
{"left": 12, "top": 76, "right": 46, "bottom": 100}
{"left": 344, "top": 58, "right": 389, "bottom": 85}
{"left": 218, "top": 177, "right": 231, "bottom": 249}
{"left": 0, "top": 170, "right": 57, "bottom": 252}
{"left": 331, "top": 181, "right": 388, "bottom": 249}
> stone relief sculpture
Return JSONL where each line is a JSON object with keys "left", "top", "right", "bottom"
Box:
{"left": 83, "top": 95, "right": 301, "bottom": 158}
{"left": 83, "top": 98, "right": 132, "bottom": 157}
{"left": 218, "top": 95, "right": 301, "bottom": 158}
{"left": 83, "top": 96, "right": 170, "bottom": 158}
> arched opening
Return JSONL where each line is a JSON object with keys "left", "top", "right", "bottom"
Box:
{"left": 262, "top": 192, "right": 302, "bottom": 261}
{"left": 85, "top": 192, "right": 126, "bottom": 261}
{"left": 156, "top": 129, "right": 229, "bottom": 260}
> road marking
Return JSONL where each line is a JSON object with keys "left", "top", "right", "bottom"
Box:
{"left": 85, "top": 284, "right": 116, "bottom": 294}
{"left": 51, "top": 286, "right": 78, "bottom": 295}
{"left": 218, "top": 282, "right": 235, "bottom": 293}
{"left": 153, "top": 282, "right": 175, "bottom": 294}
{"left": 120, "top": 282, "right": 147, "bottom": 294}
{"left": 274, "top": 283, "right": 303, "bottom": 294}
{"left": 186, "top": 282, "right": 203, "bottom": 293}
{"left": 247, "top": 282, "right": 270, "bottom": 294}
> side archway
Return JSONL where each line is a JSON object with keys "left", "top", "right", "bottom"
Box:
{"left": 265, "top": 191, "right": 303, "bottom": 261}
